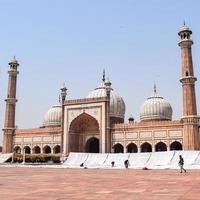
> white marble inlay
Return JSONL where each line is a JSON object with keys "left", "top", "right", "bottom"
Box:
{"left": 126, "top": 132, "right": 138, "bottom": 139}
{"left": 43, "top": 136, "right": 52, "bottom": 142}
{"left": 140, "top": 132, "right": 152, "bottom": 138}
{"left": 23, "top": 137, "right": 32, "bottom": 142}
{"left": 112, "top": 133, "right": 123, "bottom": 140}
{"left": 154, "top": 131, "right": 167, "bottom": 138}
{"left": 169, "top": 130, "right": 182, "bottom": 137}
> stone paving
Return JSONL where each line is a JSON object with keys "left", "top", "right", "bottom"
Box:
{"left": 0, "top": 167, "right": 200, "bottom": 200}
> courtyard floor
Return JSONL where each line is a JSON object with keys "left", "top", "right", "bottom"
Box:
{"left": 0, "top": 167, "right": 200, "bottom": 200}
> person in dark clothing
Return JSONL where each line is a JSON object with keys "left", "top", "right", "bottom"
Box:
{"left": 80, "top": 163, "right": 84, "bottom": 167}
{"left": 111, "top": 161, "right": 115, "bottom": 167}
{"left": 124, "top": 159, "right": 130, "bottom": 169}
{"left": 178, "top": 155, "right": 186, "bottom": 173}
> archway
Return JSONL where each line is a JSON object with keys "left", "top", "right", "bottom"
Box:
{"left": 113, "top": 143, "right": 124, "bottom": 153}
{"left": 43, "top": 145, "right": 51, "bottom": 154}
{"left": 14, "top": 146, "right": 21, "bottom": 154}
{"left": 24, "top": 146, "right": 31, "bottom": 154}
{"left": 69, "top": 113, "right": 100, "bottom": 152}
{"left": 155, "top": 142, "right": 167, "bottom": 152}
{"left": 170, "top": 141, "right": 182, "bottom": 150}
{"left": 85, "top": 137, "right": 99, "bottom": 153}
{"left": 32, "top": 146, "right": 41, "bottom": 154}
{"left": 127, "top": 143, "right": 138, "bottom": 153}
{"left": 141, "top": 142, "right": 152, "bottom": 152}
{"left": 53, "top": 145, "right": 61, "bottom": 154}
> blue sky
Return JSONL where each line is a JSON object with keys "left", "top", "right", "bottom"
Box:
{"left": 0, "top": 0, "right": 200, "bottom": 144}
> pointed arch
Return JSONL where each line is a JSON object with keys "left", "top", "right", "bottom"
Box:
{"left": 69, "top": 112, "right": 99, "bottom": 133}
{"left": 155, "top": 142, "right": 167, "bottom": 152}
{"left": 69, "top": 113, "right": 100, "bottom": 152}
{"left": 53, "top": 145, "right": 61, "bottom": 154}
{"left": 170, "top": 141, "right": 182, "bottom": 150}
{"left": 127, "top": 143, "right": 138, "bottom": 153}
{"left": 32, "top": 146, "right": 41, "bottom": 154}
{"left": 14, "top": 146, "right": 21, "bottom": 154}
{"left": 85, "top": 137, "right": 99, "bottom": 153}
{"left": 113, "top": 143, "right": 124, "bottom": 153}
{"left": 141, "top": 142, "right": 152, "bottom": 152}
{"left": 23, "top": 146, "right": 31, "bottom": 154}
{"left": 43, "top": 145, "right": 51, "bottom": 154}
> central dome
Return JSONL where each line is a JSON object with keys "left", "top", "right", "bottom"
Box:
{"left": 140, "top": 85, "right": 172, "bottom": 121}
{"left": 87, "top": 72, "right": 125, "bottom": 119}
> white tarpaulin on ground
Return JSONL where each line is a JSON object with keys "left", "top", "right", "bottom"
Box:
{"left": 0, "top": 153, "right": 13, "bottom": 163}
{"left": 146, "top": 151, "right": 175, "bottom": 169}
{"left": 181, "top": 151, "right": 200, "bottom": 165}
{"left": 129, "top": 152, "right": 151, "bottom": 168}
{"left": 63, "top": 151, "right": 200, "bottom": 169}
{"left": 100, "top": 153, "right": 130, "bottom": 168}
{"left": 63, "top": 152, "right": 88, "bottom": 168}
{"left": 84, "top": 153, "right": 108, "bottom": 168}
{"left": 188, "top": 151, "right": 200, "bottom": 169}
{"left": 168, "top": 151, "right": 200, "bottom": 168}
{"left": 193, "top": 152, "right": 200, "bottom": 165}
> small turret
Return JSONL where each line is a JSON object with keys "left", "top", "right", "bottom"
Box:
{"left": 128, "top": 116, "right": 134, "bottom": 123}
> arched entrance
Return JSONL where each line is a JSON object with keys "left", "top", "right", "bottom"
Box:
{"left": 43, "top": 145, "right": 51, "bottom": 154}
{"left": 24, "top": 146, "right": 31, "bottom": 154}
{"left": 155, "top": 142, "right": 167, "bottom": 152}
{"left": 170, "top": 141, "right": 182, "bottom": 150}
{"left": 53, "top": 145, "right": 61, "bottom": 154}
{"left": 69, "top": 113, "right": 100, "bottom": 152}
{"left": 32, "top": 146, "right": 41, "bottom": 154}
{"left": 85, "top": 137, "right": 99, "bottom": 153}
{"left": 141, "top": 142, "right": 152, "bottom": 152}
{"left": 127, "top": 143, "right": 138, "bottom": 153}
{"left": 14, "top": 146, "right": 21, "bottom": 154}
{"left": 113, "top": 143, "right": 124, "bottom": 153}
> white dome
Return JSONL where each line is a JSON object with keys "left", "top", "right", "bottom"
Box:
{"left": 43, "top": 105, "right": 61, "bottom": 126}
{"left": 87, "top": 76, "right": 125, "bottom": 119}
{"left": 178, "top": 23, "right": 192, "bottom": 36}
{"left": 180, "top": 25, "right": 190, "bottom": 32}
{"left": 140, "top": 87, "right": 172, "bottom": 121}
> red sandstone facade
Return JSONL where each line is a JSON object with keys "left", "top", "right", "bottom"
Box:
{"left": 178, "top": 26, "right": 199, "bottom": 150}
{"left": 2, "top": 25, "right": 200, "bottom": 156}
{"left": 2, "top": 57, "right": 19, "bottom": 153}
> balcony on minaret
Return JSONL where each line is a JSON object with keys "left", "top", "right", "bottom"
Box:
{"left": 178, "top": 23, "right": 193, "bottom": 47}
{"left": 9, "top": 56, "right": 19, "bottom": 71}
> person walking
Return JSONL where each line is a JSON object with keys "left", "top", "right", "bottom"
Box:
{"left": 124, "top": 159, "right": 130, "bottom": 169}
{"left": 178, "top": 155, "right": 186, "bottom": 173}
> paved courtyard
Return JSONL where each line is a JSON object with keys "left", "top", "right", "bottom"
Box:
{"left": 0, "top": 167, "right": 200, "bottom": 200}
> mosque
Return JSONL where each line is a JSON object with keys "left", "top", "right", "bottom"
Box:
{"left": 2, "top": 24, "right": 200, "bottom": 159}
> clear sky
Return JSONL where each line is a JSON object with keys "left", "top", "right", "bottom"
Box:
{"left": 0, "top": 0, "right": 200, "bottom": 145}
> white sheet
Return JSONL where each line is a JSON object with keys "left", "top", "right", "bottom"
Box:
{"left": 100, "top": 153, "right": 130, "bottom": 168}
{"left": 63, "top": 152, "right": 88, "bottom": 168}
{"left": 84, "top": 153, "right": 108, "bottom": 168}
{"left": 169, "top": 151, "right": 199, "bottom": 168}
{"left": 0, "top": 153, "right": 13, "bottom": 163}
{"left": 193, "top": 152, "right": 200, "bottom": 165}
{"left": 129, "top": 153, "right": 151, "bottom": 168}
{"left": 62, "top": 151, "right": 200, "bottom": 169}
{"left": 146, "top": 151, "right": 175, "bottom": 168}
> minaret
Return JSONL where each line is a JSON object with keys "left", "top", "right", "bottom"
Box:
{"left": 105, "top": 77, "right": 111, "bottom": 152}
{"left": 2, "top": 57, "right": 19, "bottom": 153}
{"left": 60, "top": 84, "right": 67, "bottom": 159}
{"left": 178, "top": 23, "right": 200, "bottom": 150}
